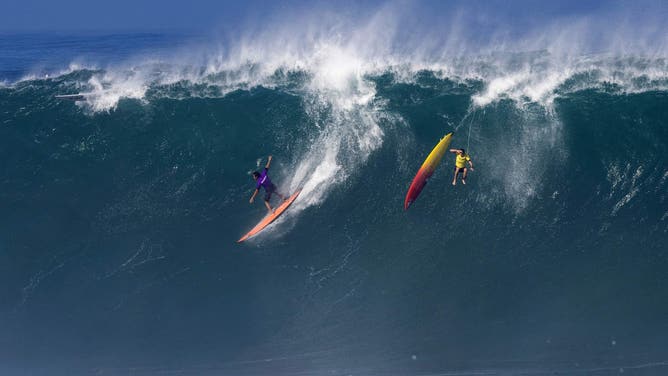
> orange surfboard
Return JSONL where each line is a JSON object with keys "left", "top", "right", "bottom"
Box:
{"left": 237, "top": 189, "right": 302, "bottom": 243}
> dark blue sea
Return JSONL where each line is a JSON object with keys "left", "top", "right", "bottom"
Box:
{"left": 1, "top": 30, "right": 667, "bottom": 376}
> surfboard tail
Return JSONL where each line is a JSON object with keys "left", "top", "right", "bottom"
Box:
{"left": 404, "top": 170, "right": 430, "bottom": 210}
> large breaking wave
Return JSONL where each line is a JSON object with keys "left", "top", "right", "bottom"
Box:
{"left": 1, "top": 2, "right": 668, "bottom": 375}
{"left": 5, "top": 13, "right": 668, "bottom": 227}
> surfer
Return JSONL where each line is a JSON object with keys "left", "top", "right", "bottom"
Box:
{"left": 249, "top": 155, "right": 287, "bottom": 213}
{"left": 449, "top": 148, "right": 474, "bottom": 185}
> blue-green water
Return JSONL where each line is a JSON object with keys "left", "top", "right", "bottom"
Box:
{"left": 1, "top": 33, "right": 667, "bottom": 375}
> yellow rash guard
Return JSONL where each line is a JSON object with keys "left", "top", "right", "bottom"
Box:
{"left": 455, "top": 154, "right": 471, "bottom": 168}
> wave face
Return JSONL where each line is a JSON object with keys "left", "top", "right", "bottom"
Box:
{"left": 1, "top": 24, "right": 668, "bottom": 376}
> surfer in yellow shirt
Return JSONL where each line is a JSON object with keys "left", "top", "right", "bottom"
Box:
{"left": 449, "top": 148, "right": 474, "bottom": 185}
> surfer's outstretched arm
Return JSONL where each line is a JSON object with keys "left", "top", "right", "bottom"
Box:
{"left": 249, "top": 189, "right": 259, "bottom": 203}
{"left": 449, "top": 149, "right": 460, "bottom": 153}
{"left": 265, "top": 155, "right": 273, "bottom": 169}
{"left": 468, "top": 160, "right": 474, "bottom": 170}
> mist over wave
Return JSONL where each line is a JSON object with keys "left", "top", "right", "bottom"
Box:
{"left": 8, "top": 0, "right": 667, "bottom": 107}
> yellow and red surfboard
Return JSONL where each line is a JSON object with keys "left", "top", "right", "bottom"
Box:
{"left": 404, "top": 132, "right": 454, "bottom": 210}
{"left": 237, "top": 189, "right": 302, "bottom": 243}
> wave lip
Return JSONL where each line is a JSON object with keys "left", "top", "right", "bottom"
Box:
{"left": 29, "top": 50, "right": 666, "bottom": 113}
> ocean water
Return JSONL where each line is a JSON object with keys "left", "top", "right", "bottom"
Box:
{"left": 0, "top": 26, "right": 667, "bottom": 376}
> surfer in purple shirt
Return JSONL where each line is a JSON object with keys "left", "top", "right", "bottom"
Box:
{"left": 249, "top": 155, "right": 287, "bottom": 213}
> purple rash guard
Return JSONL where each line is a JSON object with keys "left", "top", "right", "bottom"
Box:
{"left": 255, "top": 168, "right": 273, "bottom": 191}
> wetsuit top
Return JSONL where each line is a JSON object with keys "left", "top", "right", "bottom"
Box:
{"left": 455, "top": 154, "right": 471, "bottom": 168}
{"left": 255, "top": 168, "right": 273, "bottom": 191}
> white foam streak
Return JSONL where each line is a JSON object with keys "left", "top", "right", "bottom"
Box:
{"left": 472, "top": 66, "right": 576, "bottom": 107}
{"left": 80, "top": 69, "right": 148, "bottom": 112}
{"left": 288, "top": 77, "right": 384, "bottom": 213}
{"left": 290, "top": 137, "right": 343, "bottom": 209}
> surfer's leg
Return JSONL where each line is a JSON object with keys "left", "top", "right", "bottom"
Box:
{"left": 462, "top": 168, "right": 468, "bottom": 184}
{"left": 264, "top": 190, "right": 274, "bottom": 213}
{"left": 268, "top": 183, "right": 286, "bottom": 201}
{"left": 264, "top": 200, "right": 273, "bottom": 213}
{"left": 452, "top": 167, "right": 460, "bottom": 185}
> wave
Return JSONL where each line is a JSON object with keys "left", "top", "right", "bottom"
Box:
{"left": 2, "top": 6, "right": 668, "bottom": 373}
{"left": 15, "top": 53, "right": 668, "bottom": 112}
{"left": 4, "top": 63, "right": 665, "bottom": 239}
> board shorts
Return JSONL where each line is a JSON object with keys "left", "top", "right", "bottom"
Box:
{"left": 264, "top": 183, "right": 277, "bottom": 202}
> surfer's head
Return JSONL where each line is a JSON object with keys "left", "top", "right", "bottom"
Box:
{"left": 252, "top": 171, "right": 260, "bottom": 180}
{"left": 460, "top": 149, "right": 466, "bottom": 155}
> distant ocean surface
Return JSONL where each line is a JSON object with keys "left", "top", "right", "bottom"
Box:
{"left": 1, "top": 30, "right": 667, "bottom": 376}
